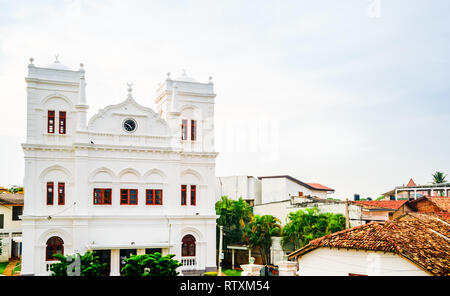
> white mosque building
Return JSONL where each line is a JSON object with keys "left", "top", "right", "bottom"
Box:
{"left": 21, "top": 57, "right": 218, "bottom": 276}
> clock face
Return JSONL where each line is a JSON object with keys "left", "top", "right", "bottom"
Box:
{"left": 123, "top": 119, "right": 137, "bottom": 133}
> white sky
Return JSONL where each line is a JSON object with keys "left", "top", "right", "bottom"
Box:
{"left": 0, "top": 0, "right": 449, "bottom": 199}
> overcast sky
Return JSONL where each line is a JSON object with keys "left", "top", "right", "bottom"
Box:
{"left": 0, "top": 0, "right": 449, "bottom": 199}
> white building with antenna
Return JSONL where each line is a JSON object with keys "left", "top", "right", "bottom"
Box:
{"left": 21, "top": 57, "right": 218, "bottom": 276}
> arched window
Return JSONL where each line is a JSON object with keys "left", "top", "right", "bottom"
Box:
{"left": 181, "top": 235, "right": 196, "bottom": 257}
{"left": 46, "top": 236, "right": 64, "bottom": 261}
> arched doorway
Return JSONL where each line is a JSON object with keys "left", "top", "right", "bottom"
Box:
{"left": 46, "top": 236, "right": 64, "bottom": 261}
{"left": 181, "top": 234, "right": 197, "bottom": 270}
{"left": 181, "top": 234, "right": 196, "bottom": 257}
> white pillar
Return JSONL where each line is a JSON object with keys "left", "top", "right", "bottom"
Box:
{"left": 110, "top": 249, "right": 120, "bottom": 276}
{"left": 232, "top": 249, "right": 235, "bottom": 269}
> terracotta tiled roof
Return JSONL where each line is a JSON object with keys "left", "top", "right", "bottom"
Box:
{"left": 352, "top": 200, "right": 407, "bottom": 210}
{"left": 429, "top": 197, "right": 450, "bottom": 212}
{"left": 288, "top": 213, "right": 450, "bottom": 276}
{"left": 407, "top": 178, "right": 417, "bottom": 187}
{"left": 305, "top": 183, "right": 334, "bottom": 191}
{"left": 0, "top": 193, "right": 24, "bottom": 205}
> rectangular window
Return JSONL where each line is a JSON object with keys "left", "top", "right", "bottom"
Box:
{"left": 146, "top": 189, "right": 163, "bottom": 205}
{"left": 59, "top": 111, "right": 66, "bottom": 134}
{"left": 58, "top": 183, "right": 65, "bottom": 205}
{"left": 48, "top": 111, "right": 55, "bottom": 133}
{"left": 93, "top": 188, "right": 112, "bottom": 205}
{"left": 190, "top": 185, "right": 196, "bottom": 206}
{"left": 120, "top": 189, "right": 138, "bottom": 205}
{"left": 181, "top": 185, "right": 187, "bottom": 205}
{"left": 191, "top": 120, "right": 197, "bottom": 141}
{"left": 181, "top": 119, "right": 188, "bottom": 140}
{"left": 12, "top": 206, "right": 23, "bottom": 221}
{"left": 47, "top": 182, "right": 54, "bottom": 205}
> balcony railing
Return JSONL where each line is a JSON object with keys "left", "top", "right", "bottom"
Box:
{"left": 180, "top": 256, "right": 197, "bottom": 270}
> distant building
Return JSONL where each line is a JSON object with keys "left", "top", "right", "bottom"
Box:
{"left": 382, "top": 178, "right": 450, "bottom": 200}
{"left": 0, "top": 193, "right": 24, "bottom": 262}
{"left": 216, "top": 176, "right": 261, "bottom": 205}
{"left": 254, "top": 195, "right": 362, "bottom": 226}
{"left": 393, "top": 196, "right": 450, "bottom": 221}
{"left": 216, "top": 175, "right": 334, "bottom": 205}
{"left": 288, "top": 213, "right": 450, "bottom": 276}
{"left": 351, "top": 200, "right": 408, "bottom": 223}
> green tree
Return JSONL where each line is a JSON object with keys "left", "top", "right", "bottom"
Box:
{"left": 120, "top": 252, "right": 181, "bottom": 276}
{"left": 215, "top": 196, "right": 253, "bottom": 247}
{"left": 432, "top": 171, "right": 447, "bottom": 184}
{"left": 50, "top": 251, "right": 106, "bottom": 276}
{"left": 281, "top": 207, "right": 345, "bottom": 252}
{"left": 243, "top": 215, "right": 281, "bottom": 265}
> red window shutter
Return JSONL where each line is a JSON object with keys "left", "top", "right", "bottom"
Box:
{"left": 58, "top": 183, "right": 65, "bottom": 205}
{"left": 181, "top": 120, "right": 188, "bottom": 140}
{"left": 191, "top": 120, "right": 196, "bottom": 141}
{"left": 190, "top": 185, "right": 196, "bottom": 206}
{"left": 121, "top": 189, "right": 138, "bottom": 205}
{"left": 59, "top": 111, "right": 66, "bottom": 134}
{"left": 93, "top": 188, "right": 112, "bottom": 205}
{"left": 48, "top": 111, "right": 55, "bottom": 134}
{"left": 155, "top": 190, "right": 163, "bottom": 205}
{"left": 181, "top": 185, "right": 187, "bottom": 205}
{"left": 146, "top": 189, "right": 154, "bottom": 205}
{"left": 47, "top": 182, "right": 54, "bottom": 205}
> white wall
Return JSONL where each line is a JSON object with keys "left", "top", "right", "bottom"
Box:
{"left": 215, "top": 176, "right": 261, "bottom": 203}
{"left": 296, "top": 248, "right": 429, "bottom": 276}
{"left": 254, "top": 199, "right": 363, "bottom": 227}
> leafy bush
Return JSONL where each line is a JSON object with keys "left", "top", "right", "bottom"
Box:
{"left": 281, "top": 207, "right": 345, "bottom": 252}
{"left": 50, "top": 251, "right": 106, "bottom": 276}
{"left": 203, "top": 271, "right": 217, "bottom": 276}
{"left": 121, "top": 252, "right": 182, "bottom": 276}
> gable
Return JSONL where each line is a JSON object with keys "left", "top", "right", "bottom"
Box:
{"left": 88, "top": 97, "right": 170, "bottom": 136}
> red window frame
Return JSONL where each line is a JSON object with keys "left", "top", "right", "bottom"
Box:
{"left": 181, "top": 185, "right": 187, "bottom": 205}
{"left": 120, "top": 189, "right": 138, "bottom": 205}
{"left": 190, "top": 185, "right": 196, "bottom": 206}
{"left": 191, "top": 120, "right": 197, "bottom": 141}
{"left": 47, "top": 182, "right": 54, "bottom": 205}
{"left": 146, "top": 189, "right": 163, "bottom": 205}
{"left": 58, "top": 182, "right": 65, "bottom": 205}
{"left": 59, "top": 111, "right": 66, "bottom": 134}
{"left": 46, "top": 236, "right": 64, "bottom": 261}
{"left": 93, "top": 188, "right": 112, "bottom": 205}
{"left": 181, "top": 235, "right": 196, "bottom": 257}
{"left": 181, "top": 119, "right": 188, "bottom": 140}
{"left": 48, "top": 111, "right": 55, "bottom": 134}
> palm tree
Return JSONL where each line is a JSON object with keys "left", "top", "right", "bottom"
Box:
{"left": 243, "top": 215, "right": 281, "bottom": 265}
{"left": 432, "top": 171, "right": 447, "bottom": 184}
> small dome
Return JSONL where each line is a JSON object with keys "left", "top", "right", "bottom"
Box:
{"left": 174, "top": 69, "right": 197, "bottom": 83}
{"left": 45, "top": 56, "right": 72, "bottom": 70}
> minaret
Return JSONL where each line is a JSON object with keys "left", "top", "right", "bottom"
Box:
{"left": 76, "top": 63, "right": 89, "bottom": 131}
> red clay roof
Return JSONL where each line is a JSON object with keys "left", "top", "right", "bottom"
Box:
{"left": 429, "top": 197, "right": 450, "bottom": 212}
{"left": 288, "top": 213, "right": 450, "bottom": 276}
{"left": 352, "top": 200, "right": 407, "bottom": 210}
{"left": 407, "top": 178, "right": 417, "bottom": 187}
{"left": 305, "top": 183, "right": 334, "bottom": 191}
{"left": 408, "top": 196, "right": 450, "bottom": 212}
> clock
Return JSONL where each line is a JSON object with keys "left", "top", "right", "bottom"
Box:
{"left": 123, "top": 118, "right": 137, "bottom": 133}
